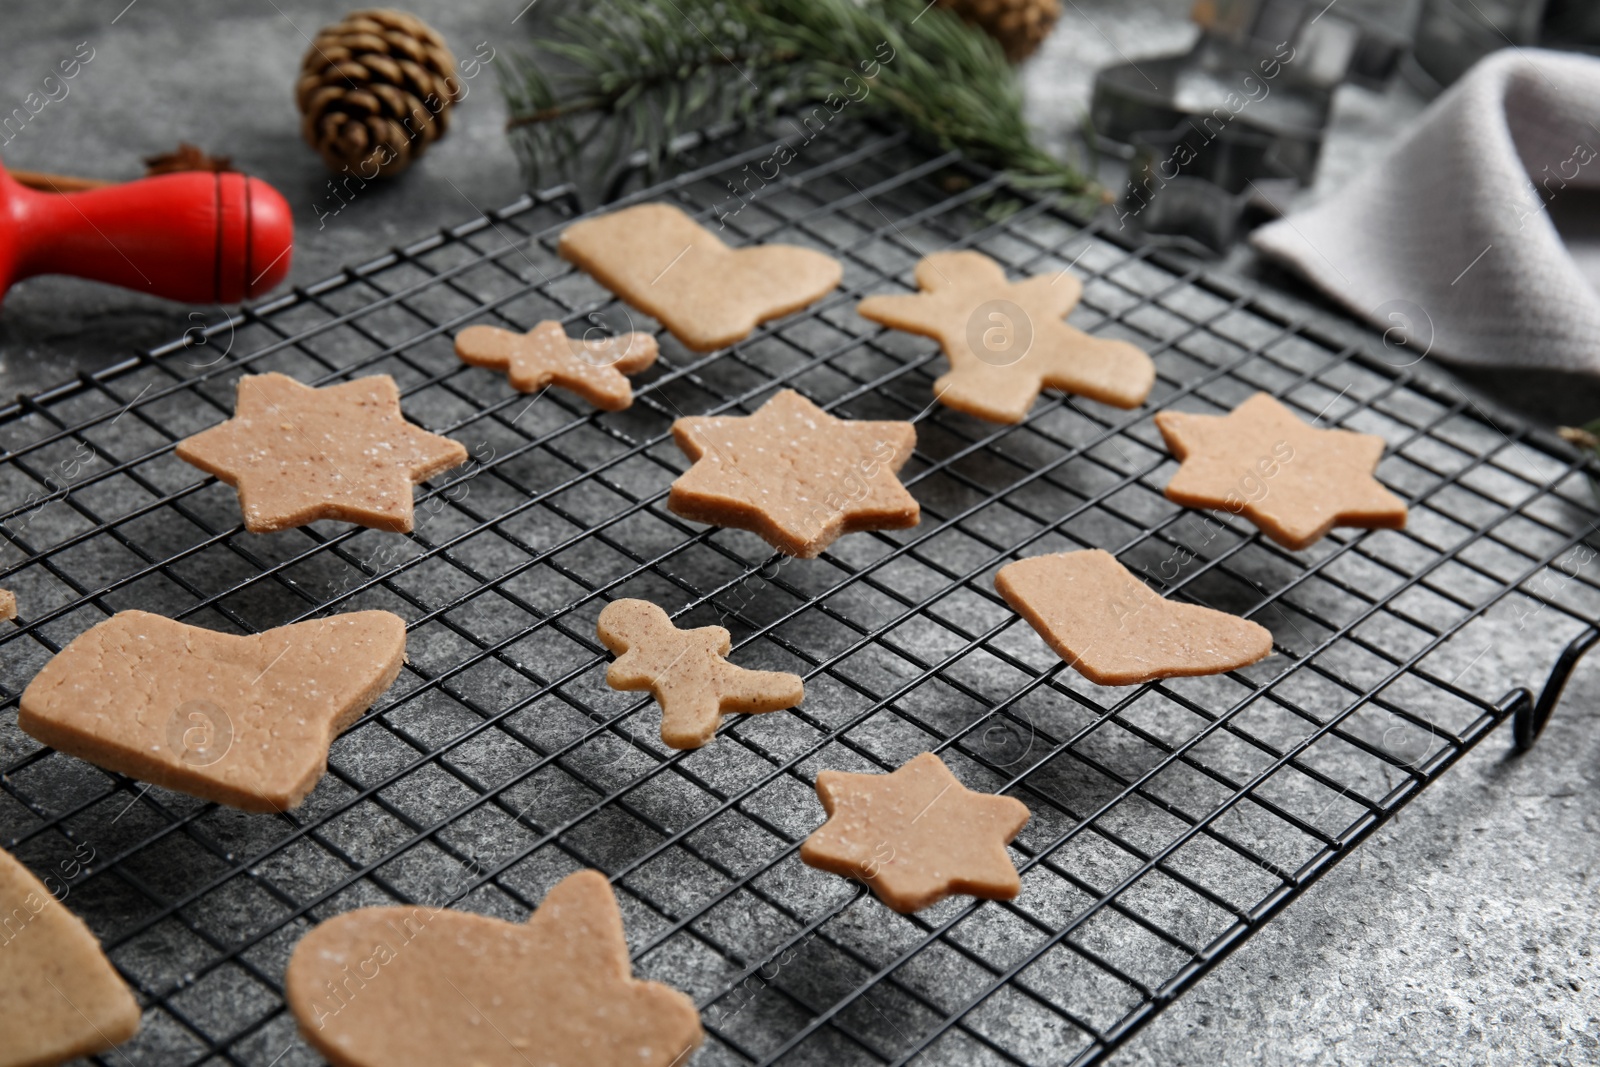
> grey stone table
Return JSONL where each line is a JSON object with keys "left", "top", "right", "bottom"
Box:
{"left": 1, "top": 1, "right": 1594, "bottom": 1064}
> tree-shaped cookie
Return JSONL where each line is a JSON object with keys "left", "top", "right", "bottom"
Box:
{"left": 0, "top": 846, "right": 140, "bottom": 1067}
{"left": 1154, "top": 391, "right": 1408, "bottom": 550}
{"left": 669, "top": 389, "right": 920, "bottom": 557}
{"left": 285, "top": 869, "right": 703, "bottom": 1067}
{"left": 454, "top": 320, "right": 659, "bottom": 410}
{"left": 559, "top": 202, "right": 843, "bottom": 351}
{"left": 857, "top": 250, "right": 1155, "bottom": 423}
{"left": 801, "top": 752, "right": 1030, "bottom": 913}
{"left": 597, "top": 598, "right": 803, "bottom": 748}
{"left": 995, "top": 549, "right": 1273, "bottom": 686}
{"left": 176, "top": 372, "right": 468, "bottom": 533}
{"left": 19, "top": 609, "right": 407, "bottom": 812}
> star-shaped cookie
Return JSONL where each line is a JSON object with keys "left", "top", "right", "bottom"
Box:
{"left": 176, "top": 372, "right": 468, "bottom": 533}
{"left": 857, "top": 250, "right": 1155, "bottom": 424}
{"left": 597, "top": 598, "right": 804, "bottom": 748}
{"left": 559, "top": 202, "right": 842, "bottom": 351}
{"left": 995, "top": 549, "right": 1273, "bottom": 686}
{"left": 454, "top": 320, "right": 659, "bottom": 410}
{"left": 1154, "top": 391, "right": 1408, "bottom": 550}
{"left": 286, "top": 869, "right": 703, "bottom": 1067}
{"left": 669, "top": 389, "right": 920, "bottom": 558}
{"left": 800, "top": 752, "right": 1030, "bottom": 913}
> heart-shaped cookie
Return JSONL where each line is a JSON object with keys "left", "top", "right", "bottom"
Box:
{"left": 286, "top": 869, "right": 703, "bottom": 1067}
{"left": 19, "top": 609, "right": 407, "bottom": 812}
{"left": 559, "top": 202, "right": 842, "bottom": 351}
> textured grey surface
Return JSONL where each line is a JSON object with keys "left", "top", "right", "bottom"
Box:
{"left": 1, "top": 2, "right": 1597, "bottom": 1066}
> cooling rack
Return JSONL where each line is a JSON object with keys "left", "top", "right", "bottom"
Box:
{"left": 3, "top": 118, "right": 1599, "bottom": 1067}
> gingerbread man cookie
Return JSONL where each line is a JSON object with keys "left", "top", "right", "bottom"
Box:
{"left": 669, "top": 389, "right": 920, "bottom": 558}
{"left": 0, "top": 588, "right": 14, "bottom": 621}
{"left": 454, "top": 320, "right": 659, "bottom": 410}
{"left": 20, "top": 609, "right": 407, "bottom": 812}
{"left": 857, "top": 250, "right": 1155, "bottom": 423}
{"left": 1154, "top": 391, "right": 1408, "bottom": 550}
{"left": 995, "top": 549, "right": 1273, "bottom": 686}
{"left": 0, "top": 846, "right": 140, "bottom": 1067}
{"left": 176, "top": 372, "right": 468, "bottom": 533}
{"left": 559, "top": 202, "right": 842, "bottom": 351}
{"left": 597, "top": 598, "right": 804, "bottom": 748}
{"left": 286, "top": 869, "right": 703, "bottom": 1067}
{"left": 801, "top": 752, "right": 1030, "bottom": 913}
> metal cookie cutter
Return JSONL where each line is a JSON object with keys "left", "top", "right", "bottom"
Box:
{"left": 1090, "top": 0, "right": 1407, "bottom": 251}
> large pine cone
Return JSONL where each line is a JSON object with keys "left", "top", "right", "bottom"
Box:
{"left": 938, "top": 0, "right": 1061, "bottom": 61}
{"left": 295, "top": 9, "right": 462, "bottom": 178}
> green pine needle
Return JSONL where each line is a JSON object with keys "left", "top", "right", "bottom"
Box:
{"left": 502, "top": 0, "right": 1098, "bottom": 199}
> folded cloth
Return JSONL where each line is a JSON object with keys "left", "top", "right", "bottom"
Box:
{"left": 1251, "top": 48, "right": 1600, "bottom": 374}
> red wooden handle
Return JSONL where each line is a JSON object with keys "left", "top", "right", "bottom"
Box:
{"left": 0, "top": 166, "right": 294, "bottom": 305}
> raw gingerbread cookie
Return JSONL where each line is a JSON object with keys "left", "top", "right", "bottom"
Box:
{"left": 176, "top": 372, "right": 468, "bottom": 533}
{"left": 801, "top": 751, "right": 1030, "bottom": 914}
{"left": 995, "top": 548, "right": 1272, "bottom": 686}
{"left": 597, "top": 598, "right": 804, "bottom": 748}
{"left": 19, "top": 609, "right": 407, "bottom": 812}
{"left": 670, "top": 388, "right": 919, "bottom": 558}
{"left": 0, "top": 846, "right": 140, "bottom": 1067}
{"left": 559, "top": 202, "right": 842, "bottom": 351}
{"left": 856, "top": 250, "right": 1155, "bottom": 423}
{"left": 454, "top": 320, "right": 659, "bottom": 410}
{"left": 1154, "top": 391, "right": 1408, "bottom": 550}
{"left": 285, "top": 869, "right": 703, "bottom": 1067}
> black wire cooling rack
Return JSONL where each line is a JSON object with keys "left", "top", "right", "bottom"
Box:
{"left": 3, "top": 118, "right": 1600, "bottom": 1067}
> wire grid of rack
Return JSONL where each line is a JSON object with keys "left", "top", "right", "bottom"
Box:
{"left": 2, "top": 118, "right": 1599, "bottom": 1067}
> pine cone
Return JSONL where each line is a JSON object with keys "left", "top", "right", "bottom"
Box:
{"left": 938, "top": 0, "right": 1061, "bottom": 61}
{"left": 295, "top": 9, "right": 461, "bottom": 178}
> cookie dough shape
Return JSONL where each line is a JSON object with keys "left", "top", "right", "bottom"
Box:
{"left": 856, "top": 250, "right": 1155, "bottom": 424}
{"left": 176, "top": 372, "right": 469, "bottom": 533}
{"left": 670, "top": 389, "right": 920, "bottom": 557}
{"left": 597, "top": 598, "right": 804, "bottom": 748}
{"left": 995, "top": 549, "right": 1272, "bottom": 686}
{"left": 285, "top": 869, "right": 703, "bottom": 1067}
{"left": 0, "top": 846, "right": 140, "bottom": 1067}
{"left": 19, "top": 609, "right": 407, "bottom": 812}
{"left": 454, "top": 320, "right": 659, "bottom": 410}
{"left": 801, "top": 752, "right": 1030, "bottom": 914}
{"left": 1154, "top": 391, "right": 1408, "bottom": 550}
{"left": 558, "top": 202, "right": 842, "bottom": 351}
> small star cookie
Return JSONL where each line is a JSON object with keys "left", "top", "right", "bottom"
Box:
{"left": 995, "top": 549, "right": 1273, "bottom": 686}
{"left": 597, "top": 598, "right": 804, "bottom": 749}
{"left": 857, "top": 250, "right": 1155, "bottom": 423}
{"left": 454, "top": 320, "right": 659, "bottom": 410}
{"left": 669, "top": 389, "right": 919, "bottom": 558}
{"left": 559, "top": 202, "right": 842, "bottom": 351}
{"left": 286, "top": 870, "right": 703, "bottom": 1067}
{"left": 176, "top": 372, "right": 468, "bottom": 533}
{"left": 801, "top": 752, "right": 1030, "bottom": 913}
{"left": 1154, "top": 392, "right": 1408, "bottom": 550}
{"left": 0, "top": 846, "right": 140, "bottom": 1067}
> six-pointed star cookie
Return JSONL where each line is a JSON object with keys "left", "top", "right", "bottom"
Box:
{"left": 597, "top": 598, "right": 804, "bottom": 748}
{"left": 455, "top": 320, "right": 659, "bottom": 410}
{"left": 176, "top": 372, "right": 468, "bottom": 533}
{"left": 285, "top": 869, "right": 703, "bottom": 1067}
{"left": 1154, "top": 391, "right": 1408, "bottom": 550}
{"left": 668, "top": 389, "right": 920, "bottom": 557}
{"left": 559, "top": 202, "right": 842, "bottom": 351}
{"left": 801, "top": 752, "right": 1030, "bottom": 913}
{"left": 857, "top": 250, "right": 1155, "bottom": 423}
{"left": 995, "top": 549, "right": 1273, "bottom": 686}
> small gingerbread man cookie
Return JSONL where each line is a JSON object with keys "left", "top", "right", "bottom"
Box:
{"left": 454, "top": 320, "right": 659, "bottom": 410}
{"left": 597, "top": 598, "right": 803, "bottom": 748}
{"left": 857, "top": 250, "right": 1155, "bottom": 423}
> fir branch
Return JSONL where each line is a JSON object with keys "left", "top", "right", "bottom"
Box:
{"left": 502, "top": 0, "right": 1096, "bottom": 197}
